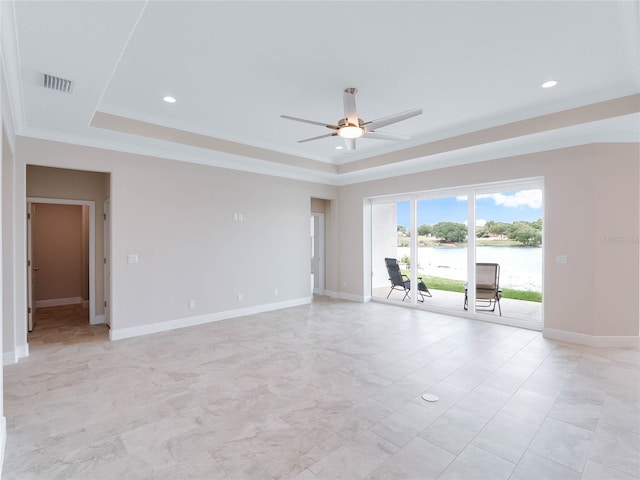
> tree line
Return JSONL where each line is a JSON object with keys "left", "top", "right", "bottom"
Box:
{"left": 398, "top": 219, "right": 542, "bottom": 246}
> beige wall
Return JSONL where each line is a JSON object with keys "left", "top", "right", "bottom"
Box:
{"left": 27, "top": 166, "right": 108, "bottom": 314}
{"left": 32, "top": 203, "right": 86, "bottom": 303}
{"left": 7, "top": 135, "right": 638, "bottom": 352}
{"left": 336, "top": 143, "right": 640, "bottom": 338}
{"left": 17, "top": 138, "right": 336, "bottom": 339}
{"left": 311, "top": 197, "right": 327, "bottom": 213}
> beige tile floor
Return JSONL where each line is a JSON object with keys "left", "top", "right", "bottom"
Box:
{"left": 27, "top": 304, "right": 109, "bottom": 346}
{"left": 3, "top": 298, "right": 639, "bottom": 479}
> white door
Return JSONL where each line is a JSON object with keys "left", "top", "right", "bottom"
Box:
{"left": 104, "top": 199, "right": 111, "bottom": 326}
{"left": 311, "top": 213, "right": 324, "bottom": 294}
{"left": 26, "top": 202, "right": 35, "bottom": 332}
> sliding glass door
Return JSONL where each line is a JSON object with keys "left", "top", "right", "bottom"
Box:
{"left": 474, "top": 187, "right": 543, "bottom": 324}
{"left": 415, "top": 195, "right": 468, "bottom": 311}
{"left": 371, "top": 201, "right": 411, "bottom": 304}
{"left": 369, "top": 180, "right": 543, "bottom": 329}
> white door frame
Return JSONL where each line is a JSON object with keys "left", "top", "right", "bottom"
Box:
{"left": 27, "top": 202, "right": 34, "bottom": 331}
{"left": 26, "top": 197, "right": 96, "bottom": 325}
{"left": 311, "top": 212, "right": 325, "bottom": 294}
{"left": 103, "top": 199, "right": 111, "bottom": 326}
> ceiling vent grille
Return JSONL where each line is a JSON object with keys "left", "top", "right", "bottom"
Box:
{"left": 43, "top": 73, "right": 73, "bottom": 93}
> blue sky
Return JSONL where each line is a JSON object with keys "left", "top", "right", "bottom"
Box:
{"left": 397, "top": 190, "right": 542, "bottom": 227}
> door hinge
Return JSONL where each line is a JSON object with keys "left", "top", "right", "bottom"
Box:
{"left": 28, "top": 307, "right": 31, "bottom": 314}
{"left": 104, "top": 301, "right": 107, "bottom": 307}
{"left": 27, "top": 212, "right": 31, "bottom": 220}
{"left": 104, "top": 213, "right": 107, "bottom": 221}
{"left": 104, "top": 257, "right": 107, "bottom": 264}
{"left": 27, "top": 260, "right": 31, "bottom": 267}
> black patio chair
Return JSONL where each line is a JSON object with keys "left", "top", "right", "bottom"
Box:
{"left": 384, "top": 258, "right": 432, "bottom": 302}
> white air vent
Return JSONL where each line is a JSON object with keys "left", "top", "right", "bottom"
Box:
{"left": 43, "top": 73, "right": 73, "bottom": 93}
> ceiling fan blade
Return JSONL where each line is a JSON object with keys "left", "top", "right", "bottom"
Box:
{"left": 362, "top": 131, "right": 410, "bottom": 141}
{"left": 281, "top": 115, "right": 338, "bottom": 129}
{"left": 343, "top": 87, "right": 359, "bottom": 126}
{"left": 364, "top": 108, "right": 423, "bottom": 131}
{"left": 343, "top": 138, "right": 356, "bottom": 151}
{"left": 298, "top": 133, "right": 337, "bottom": 143}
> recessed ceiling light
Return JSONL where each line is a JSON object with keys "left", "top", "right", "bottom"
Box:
{"left": 541, "top": 80, "right": 558, "bottom": 89}
{"left": 335, "top": 145, "right": 343, "bottom": 150}
{"left": 163, "top": 96, "right": 176, "bottom": 103}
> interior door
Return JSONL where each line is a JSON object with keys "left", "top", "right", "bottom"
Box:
{"left": 104, "top": 199, "right": 111, "bottom": 326}
{"left": 26, "top": 202, "right": 35, "bottom": 332}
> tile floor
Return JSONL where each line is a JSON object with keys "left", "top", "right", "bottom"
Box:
{"left": 27, "top": 304, "right": 109, "bottom": 346}
{"left": 3, "top": 298, "right": 639, "bottom": 479}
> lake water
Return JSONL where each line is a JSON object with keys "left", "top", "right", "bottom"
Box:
{"left": 397, "top": 246, "right": 542, "bottom": 291}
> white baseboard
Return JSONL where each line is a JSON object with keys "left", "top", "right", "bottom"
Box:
{"left": 91, "top": 314, "right": 106, "bottom": 325}
{"left": 544, "top": 328, "right": 640, "bottom": 347}
{"left": 3, "top": 352, "right": 17, "bottom": 365}
{"left": 3, "top": 344, "right": 29, "bottom": 365}
{"left": 35, "top": 297, "right": 83, "bottom": 308}
{"left": 0, "top": 416, "right": 6, "bottom": 478}
{"left": 109, "top": 297, "right": 312, "bottom": 341}
{"left": 324, "top": 290, "right": 365, "bottom": 302}
{"left": 17, "top": 344, "right": 29, "bottom": 360}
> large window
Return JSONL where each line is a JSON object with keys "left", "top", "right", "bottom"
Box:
{"left": 369, "top": 180, "right": 543, "bottom": 329}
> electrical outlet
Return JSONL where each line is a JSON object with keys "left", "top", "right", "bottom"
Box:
{"left": 237, "top": 293, "right": 243, "bottom": 302}
{"left": 188, "top": 300, "right": 196, "bottom": 309}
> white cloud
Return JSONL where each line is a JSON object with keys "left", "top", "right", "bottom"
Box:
{"left": 477, "top": 190, "right": 542, "bottom": 209}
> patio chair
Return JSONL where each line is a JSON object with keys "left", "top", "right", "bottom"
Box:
{"left": 464, "top": 262, "right": 502, "bottom": 315}
{"left": 384, "top": 258, "right": 432, "bottom": 302}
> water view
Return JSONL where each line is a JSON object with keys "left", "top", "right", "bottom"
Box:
{"left": 398, "top": 245, "right": 542, "bottom": 291}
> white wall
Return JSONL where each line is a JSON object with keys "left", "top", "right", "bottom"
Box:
{"left": 0, "top": 8, "right": 16, "bottom": 465}
{"left": 14, "top": 137, "right": 336, "bottom": 341}
{"left": 336, "top": 143, "right": 640, "bottom": 343}
{"left": 371, "top": 203, "right": 398, "bottom": 289}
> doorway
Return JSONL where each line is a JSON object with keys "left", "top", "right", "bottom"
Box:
{"left": 311, "top": 212, "right": 325, "bottom": 295}
{"left": 26, "top": 198, "right": 97, "bottom": 332}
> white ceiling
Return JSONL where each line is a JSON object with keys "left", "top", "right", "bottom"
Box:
{"left": 4, "top": 1, "right": 640, "bottom": 184}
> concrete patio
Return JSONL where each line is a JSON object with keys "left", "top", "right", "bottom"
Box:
{"left": 372, "top": 286, "right": 542, "bottom": 325}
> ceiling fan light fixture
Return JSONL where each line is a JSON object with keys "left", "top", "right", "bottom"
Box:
{"left": 338, "top": 125, "right": 364, "bottom": 139}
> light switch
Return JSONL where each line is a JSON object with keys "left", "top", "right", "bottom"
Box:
{"left": 556, "top": 255, "right": 567, "bottom": 264}
{"left": 127, "top": 254, "right": 139, "bottom": 264}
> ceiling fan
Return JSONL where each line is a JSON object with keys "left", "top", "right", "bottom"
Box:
{"left": 281, "top": 87, "right": 422, "bottom": 151}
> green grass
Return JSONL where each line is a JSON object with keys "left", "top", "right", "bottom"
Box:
{"left": 402, "top": 271, "right": 542, "bottom": 302}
